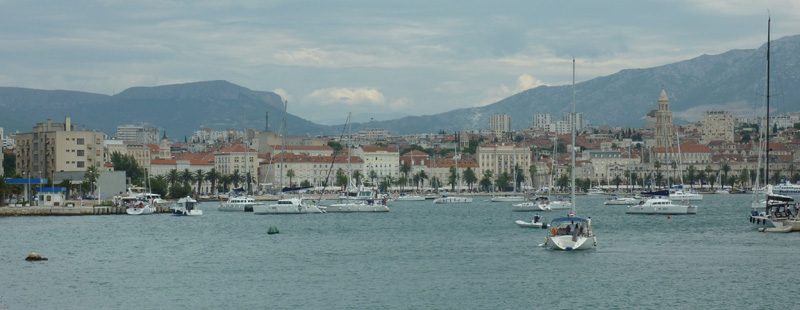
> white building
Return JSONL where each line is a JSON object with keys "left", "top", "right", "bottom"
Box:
{"left": 477, "top": 143, "right": 532, "bottom": 188}
{"left": 354, "top": 146, "right": 400, "bottom": 181}
{"left": 701, "top": 111, "right": 735, "bottom": 143}
{"left": 489, "top": 114, "right": 512, "bottom": 134}
{"left": 549, "top": 121, "right": 571, "bottom": 134}
{"left": 115, "top": 124, "right": 160, "bottom": 145}
{"left": 533, "top": 114, "right": 553, "bottom": 129}
{"left": 562, "top": 112, "right": 585, "bottom": 131}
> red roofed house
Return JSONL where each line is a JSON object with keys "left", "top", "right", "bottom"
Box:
{"left": 215, "top": 144, "right": 259, "bottom": 190}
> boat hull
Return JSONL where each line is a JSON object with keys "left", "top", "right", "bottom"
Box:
{"left": 626, "top": 205, "right": 695, "bottom": 215}
{"left": 546, "top": 235, "right": 596, "bottom": 250}
{"left": 433, "top": 197, "right": 472, "bottom": 204}
{"left": 394, "top": 196, "right": 425, "bottom": 201}
{"left": 126, "top": 206, "right": 155, "bottom": 215}
{"left": 491, "top": 196, "right": 526, "bottom": 202}
{"left": 515, "top": 220, "right": 546, "bottom": 228}
{"left": 325, "top": 203, "right": 389, "bottom": 212}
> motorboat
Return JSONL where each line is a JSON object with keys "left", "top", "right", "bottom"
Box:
{"left": 626, "top": 198, "right": 697, "bottom": 215}
{"left": 774, "top": 180, "right": 800, "bottom": 195}
{"left": 491, "top": 195, "right": 526, "bottom": 202}
{"left": 516, "top": 214, "right": 548, "bottom": 228}
{"left": 327, "top": 196, "right": 389, "bottom": 212}
{"left": 512, "top": 196, "right": 571, "bottom": 211}
{"left": 515, "top": 220, "right": 548, "bottom": 228}
{"left": 125, "top": 199, "right": 156, "bottom": 215}
{"left": 668, "top": 189, "right": 703, "bottom": 201}
{"left": 541, "top": 216, "right": 596, "bottom": 250}
{"left": 252, "top": 197, "right": 326, "bottom": 214}
{"left": 603, "top": 195, "right": 641, "bottom": 205}
{"left": 171, "top": 196, "right": 202, "bottom": 216}
{"left": 749, "top": 193, "right": 796, "bottom": 228}
{"left": 394, "top": 194, "right": 426, "bottom": 201}
{"left": 587, "top": 187, "right": 605, "bottom": 195}
{"left": 218, "top": 196, "right": 259, "bottom": 212}
{"left": 433, "top": 195, "right": 472, "bottom": 204}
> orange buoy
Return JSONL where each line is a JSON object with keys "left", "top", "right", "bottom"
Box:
{"left": 667, "top": 215, "right": 671, "bottom": 219}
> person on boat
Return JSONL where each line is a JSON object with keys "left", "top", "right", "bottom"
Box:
{"left": 533, "top": 213, "right": 540, "bottom": 223}
{"left": 587, "top": 217, "right": 592, "bottom": 231}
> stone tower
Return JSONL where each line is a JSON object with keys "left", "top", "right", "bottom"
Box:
{"left": 158, "top": 131, "right": 172, "bottom": 160}
{"left": 654, "top": 90, "right": 674, "bottom": 148}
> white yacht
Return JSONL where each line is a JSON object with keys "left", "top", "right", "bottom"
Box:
{"left": 626, "top": 198, "right": 697, "bottom": 215}
{"left": 668, "top": 189, "right": 703, "bottom": 201}
{"left": 749, "top": 192, "right": 795, "bottom": 228}
{"left": 327, "top": 198, "right": 389, "bottom": 212}
{"left": 511, "top": 196, "right": 571, "bottom": 212}
{"left": 171, "top": 196, "right": 202, "bottom": 216}
{"left": 491, "top": 195, "right": 526, "bottom": 202}
{"left": 218, "top": 196, "right": 259, "bottom": 212}
{"left": 774, "top": 180, "right": 800, "bottom": 195}
{"left": 587, "top": 187, "right": 605, "bottom": 195}
{"left": 394, "top": 194, "right": 425, "bottom": 201}
{"left": 603, "top": 195, "right": 641, "bottom": 205}
{"left": 433, "top": 195, "right": 472, "bottom": 204}
{"left": 252, "top": 197, "right": 326, "bottom": 214}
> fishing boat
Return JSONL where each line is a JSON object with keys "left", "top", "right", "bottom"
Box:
{"left": 171, "top": 196, "right": 202, "bottom": 216}
{"left": 541, "top": 59, "right": 596, "bottom": 251}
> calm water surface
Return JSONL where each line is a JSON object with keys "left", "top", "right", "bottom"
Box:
{"left": 2, "top": 194, "right": 799, "bottom": 309}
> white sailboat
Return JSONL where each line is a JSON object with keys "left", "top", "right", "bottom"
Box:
{"left": 541, "top": 59, "right": 596, "bottom": 250}
{"left": 326, "top": 113, "right": 389, "bottom": 213}
{"left": 748, "top": 18, "right": 796, "bottom": 228}
{"left": 433, "top": 146, "right": 472, "bottom": 204}
{"left": 253, "top": 100, "right": 325, "bottom": 215}
{"left": 126, "top": 169, "right": 157, "bottom": 215}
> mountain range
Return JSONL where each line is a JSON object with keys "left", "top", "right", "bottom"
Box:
{"left": 1, "top": 35, "right": 798, "bottom": 138}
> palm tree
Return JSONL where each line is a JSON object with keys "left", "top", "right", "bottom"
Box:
{"left": 84, "top": 165, "right": 100, "bottom": 196}
{"left": 383, "top": 175, "right": 395, "bottom": 192}
{"left": 400, "top": 162, "right": 412, "bottom": 181}
{"left": 167, "top": 169, "right": 179, "bottom": 188}
{"left": 194, "top": 169, "right": 206, "bottom": 194}
{"left": 0, "top": 178, "right": 8, "bottom": 207}
{"left": 430, "top": 176, "right": 442, "bottom": 192}
{"left": 180, "top": 169, "right": 194, "bottom": 185}
{"left": 463, "top": 167, "right": 477, "bottom": 191}
{"left": 205, "top": 168, "right": 220, "bottom": 195}
{"left": 529, "top": 164, "right": 537, "bottom": 191}
{"left": 352, "top": 170, "right": 363, "bottom": 187}
{"left": 286, "top": 169, "right": 296, "bottom": 187}
{"left": 654, "top": 161, "right": 661, "bottom": 185}
{"left": 219, "top": 175, "right": 231, "bottom": 193}
{"left": 482, "top": 169, "right": 494, "bottom": 192}
{"left": 398, "top": 176, "right": 408, "bottom": 191}
{"left": 612, "top": 175, "right": 623, "bottom": 190}
{"left": 496, "top": 172, "right": 511, "bottom": 191}
{"left": 231, "top": 169, "right": 243, "bottom": 188}
{"left": 721, "top": 163, "right": 731, "bottom": 187}
{"left": 416, "top": 170, "right": 428, "bottom": 190}
{"left": 368, "top": 170, "right": 378, "bottom": 187}
{"left": 447, "top": 166, "right": 458, "bottom": 191}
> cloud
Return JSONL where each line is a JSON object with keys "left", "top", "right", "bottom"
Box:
{"left": 306, "top": 87, "right": 386, "bottom": 106}
{"left": 273, "top": 88, "right": 292, "bottom": 102}
{"left": 478, "top": 74, "right": 545, "bottom": 106}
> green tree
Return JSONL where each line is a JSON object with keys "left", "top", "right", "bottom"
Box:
{"left": 463, "top": 167, "right": 477, "bottom": 191}
{"left": 397, "top": 176, "right": 408, "bottom": 191}
{"left": 231, "top": 169, "right": 243, "bottom": 188}
{"left": 416, "top": 170, "right": 428, "bottom": 190}
{"left": 286, "top": 169, "right": 296, "bottom": 187}
{"left": 352, "top": 170, "right": 363, "bottom": 187}
{"left": 110, "top": 151, "right": 144, "bottom": 185}
{"left": 205, "top": 168, "right": 220, "bottom": 195}
{"left": 369, "top": 170, "right": 378, "bottom": 187}
{"left": 529, "top": 164, "right": 537, "bottom": 190}
{"left": 84, "top": 165, "right": 100, "bottom": 196}
{"left": 327, "top": 141, "right": 343, "bottom": 152}
{"left": 430, "top": 176, "right": 442, "bottom": 191}
{"left": 400, "top": 162, "right": 412, "bottom": 181}
{"left": 194, "top": 169, "right": 206, "bottom": 194}
{"left": 180, "top": 169, "right": 194, "bottom": 185}
{"left": 219, "top": 175, "right": 231, "bottom": 193}
{"left": 150, "top": 176, "right": 168, "bottom": 198}
{"left": 687, "top": 165, "right": 697, "bottom": 188}
{"left": 721, "top": 163, "right": 731, "bottom": 187}
{"left": 167, "top": 169, "right": 179, "bottom": 188}
{"left": 448, "top": 167, "right": 459, "bottom": 191}
{"left": 300, "top": 180, "right": 312, "bottom": 187}
{"left": 3, "top": 152, "right": 16, "bottom": 177}
{"left": 612, "top": 175, "right": 623, "bottom": 190}
{"left": 495, "top": 172, "right": 511, "bottom": 191}
{"left": 335, "top": 168, "right": 348, "bottom": 188}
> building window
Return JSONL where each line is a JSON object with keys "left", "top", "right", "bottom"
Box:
{"left": 77, "top": 138, "right": 84, "bottom": 145}
{"left": 77, "top": 150, "right": 85, "bottom": 156}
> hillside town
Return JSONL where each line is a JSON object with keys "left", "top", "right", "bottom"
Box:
{"left": 2, "top": 90, "right": 799, "bottom": 202}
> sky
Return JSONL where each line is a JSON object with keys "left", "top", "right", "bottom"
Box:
{"left": 1, "top": 0, "right": 799, "bottom": 125}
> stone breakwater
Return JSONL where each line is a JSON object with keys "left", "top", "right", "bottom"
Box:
{"left": 0, "top": 205, "right": 173, "bottom": 216}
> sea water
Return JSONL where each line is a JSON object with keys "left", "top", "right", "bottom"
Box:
{"left": 1, "top": 194, "right": 799, "bottom": 309}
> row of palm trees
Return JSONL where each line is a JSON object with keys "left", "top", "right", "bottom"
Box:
{"left": 151, "top": 168, "right": 254, "bottom": 196}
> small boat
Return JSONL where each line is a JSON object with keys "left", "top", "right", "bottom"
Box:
{"left": 587, "top": 187, "right": 605, "bottom": 195}
{"left": 511, "top": 196, "right": 571, "bottom": 212}
{"left": 603, "top": 195, "right": 641, "bottom": 205}
{"left": 171, "top": 196, "right": 202, "bottom": 216}
{"left": 668, "top": 188, "right": 703, "bottom": 201}
{"left": 626, "top": 198, "right": 697, "bottom": 215}
{"left": 749, "top": 192, "right": 796, "bottom": 228}
{"left": 542, "top": 216, "right": 596, "bottom": 250}
{"left": 327, "top": 196, "right": 390, "bottom": 213}
{"left": 491, "top": 195, "right": 526, "bottom": 202}
{"left": 394, "top": 194, "right": 426, "bottom": 201}
{"left": 515, "top": 220, "right": 548, "bottom": 228}
{"left": 126, "top": 200, "right": 156, "bottom": 215}
{"left": 433, "top": 195, "right": 472, "bottom": 204}
{"left": 252, "top": 197, "right": 326, "bottom": 214}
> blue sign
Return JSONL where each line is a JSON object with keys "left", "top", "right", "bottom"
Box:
{"left": 3, "top": 178, "right": 49, "bottom": 185}
{"left": 38, "top": 187, "right": 66, "bottom": 193}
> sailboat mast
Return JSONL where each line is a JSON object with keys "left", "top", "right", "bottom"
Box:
{"left": 279, "top": 100, "right": 287, "bottom": 192}
{"left": 765, "top": 17, "right": 771, "bottom": 185}
{"left": 347, "top": 113, "right": 352, "bottom": 190}
{"left": 570, "top": 58, "right": 576, "bottom": 214}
